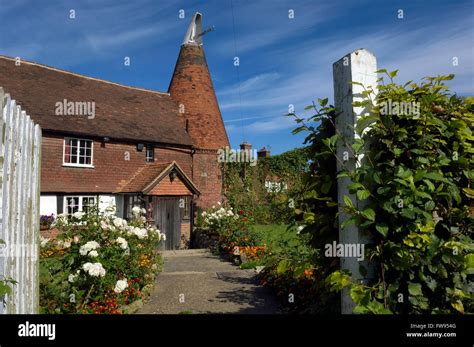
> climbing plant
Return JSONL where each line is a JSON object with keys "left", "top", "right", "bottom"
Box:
{"left": 223, "top": 147, "right": 309, "bottom": 224}
{"left": 292, "top": 71, "right": 473, "bottom": 314}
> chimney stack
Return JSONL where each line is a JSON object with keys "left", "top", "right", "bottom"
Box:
{"left": 257, "top": 147, "right": 270, "bottom": 158}
{"left": 240, "top": 141, "right": 252, "bottom": 152}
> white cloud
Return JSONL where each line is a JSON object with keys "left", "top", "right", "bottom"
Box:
{"left": 220, "top": 10, "right": 473, "bottom": 136}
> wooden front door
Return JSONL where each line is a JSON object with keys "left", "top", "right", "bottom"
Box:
{"left": 154, "top": 197, "right": 180, "bottom": 250}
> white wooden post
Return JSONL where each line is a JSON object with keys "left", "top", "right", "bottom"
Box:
{"left": 333, "top": 49, "right": 377, "bottom": 314}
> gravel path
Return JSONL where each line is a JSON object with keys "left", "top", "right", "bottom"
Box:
{"left": 138, "top": 249, "right": 280, "bottom": 314}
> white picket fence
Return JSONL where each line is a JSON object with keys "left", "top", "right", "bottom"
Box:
{"left": 0, "top": 87, "right": 42, "bottom": 314}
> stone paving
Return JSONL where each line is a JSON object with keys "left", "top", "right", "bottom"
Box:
{"left": 138, "top": 249, "right": 280, "bottom": 314}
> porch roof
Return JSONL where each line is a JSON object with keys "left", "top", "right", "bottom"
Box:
{"left": 115, "top": 161, "right": 200, "bottom": 195}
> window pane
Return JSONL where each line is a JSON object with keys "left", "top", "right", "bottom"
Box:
{"left": 70, "top": 146, "right": 77, "bottom": 163}
{"left": 82, "top": 197, "right": 95, "bottom": 213}
{"left": 66, "top": 197, "right": 79, "bottom": 215}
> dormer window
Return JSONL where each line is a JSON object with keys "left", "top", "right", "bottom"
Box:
{"left": 63, "top": 138, "right": 93, "bottom": 167}
{"left": 146, "top": 144, "right": 154, "bottom": 162}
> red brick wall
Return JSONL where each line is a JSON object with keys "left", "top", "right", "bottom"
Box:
{"left": 180, "top": 222, "right": 191, "bottom": 249}
{"left": 41, "top": 133, "right": 193, "bottom": 193}
{"left": 192, "top": 149, "right": 223, "bottom": 209}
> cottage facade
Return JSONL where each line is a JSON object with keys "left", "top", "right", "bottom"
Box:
{"left": 0, "top": 13, "right": 229, "bottom": 249}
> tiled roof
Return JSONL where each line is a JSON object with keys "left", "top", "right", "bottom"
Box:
{"left": 116, "top": 161, "right": 199, "bottom": 195}
{"left": 0, "top": 56, "right": 193, "bottom": 147}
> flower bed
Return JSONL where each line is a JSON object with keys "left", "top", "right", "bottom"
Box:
{"left": 200, "top": 205, "right": 321, "bottom": 312}
{"left": 39, "top": 206, "right": 165, "bottom": 314}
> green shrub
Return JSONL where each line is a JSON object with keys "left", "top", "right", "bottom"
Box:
{"left": 291, "top": 72, "right": 473, "bottom": 314}
{"left": 39, "top": 206, "right": 164, "bottom": 314}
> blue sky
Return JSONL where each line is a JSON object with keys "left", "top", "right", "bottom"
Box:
{"left": 0, "top": 0, "right": 472, "bottom": 154}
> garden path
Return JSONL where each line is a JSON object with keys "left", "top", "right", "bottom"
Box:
{"left": 138, "top": 249, "right": 280, "bottom": 314}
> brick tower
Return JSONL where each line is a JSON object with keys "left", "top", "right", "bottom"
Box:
{"left": 168, "top": 12, "right": 230, "bottom": 209}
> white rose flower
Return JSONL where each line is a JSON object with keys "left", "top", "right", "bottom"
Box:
{"left": 83, "top": 262, "right": 106, "bottom": 277}
{"left": 88, "top": 250, "right": 99, "bottom": 258}
{"left": 73, "top": 211, "right": 85, "bottom": 219}
{"left": 63, "top": 241, "right": 71, "bottom": 249}
{"left": 40, "top": 237, "right": 50, "bottom": 248}
{"left": 68, "top": 274, "right": 77, "bottom": 283}
{"left": 79, "top": 241, "right": 100, "bottom": 256}
{"left": 114, "top": 279, "right": 128, "bottom": 294}
{"left": 116, "top": 237, "right": 128, "bottom": 250}
{"left": 135, "top": 228, "right": 148, "bottom": 239}
{"left": 132, "top": 206, "right": 141, "bottom": 215}
{"left": 161, "top": 233, "right": 166, "bottom": 241}
{"left": 113, "top": 217, "right": 125, "bottom": 228}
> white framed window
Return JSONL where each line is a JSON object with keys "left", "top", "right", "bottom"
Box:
{"left": 63, "top": 138, "right": 94, "bottom": 167}
{"left": 64, "top": 196, "right": 97, "bottom": 215}
{"left": 146, "top": 144, "right": 154, "bottom": 162}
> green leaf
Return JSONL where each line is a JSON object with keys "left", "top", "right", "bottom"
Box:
{"left": 465, "top": 254, "right": 474, "bottom": 274}
{"left": 318, "top": 98, "right": 329, "bottom": 107}
{"left": 321, "top": 181, "right": 332, "bottom": 194}
{"left": 463, "top": 187, "right": 474, "bottom": 198}
{"left": 451, "top": 300, "right": 464, "bottom": 313}
{"left": 373, "top": 172, "right": 382, "bottom": 184}
{"left": 276, "top": 260, "right": 290, "bottom": 274}
{"left": 356, "top": 189, "right": 371, "bottom": 201}
{"left": 361, "top": 208, "right": 375, "bottom": 221}
{"left": 375, "top": 224, "right": 389, "bottom": 237}
{"left": 389, "top": 69, "right": 398, "bottom": 78}
{"left": 408, "top": 282, "right": 422, "bottom": 296}
{"left": 292, "top": 126, "right": 307, "bottom": 135}
{"left": 341, "top": 217, "right": 356, "bottom": 229}
{"left": 344, "top": 195, "right": 354, "bottom": 209}
{"left": 423, "top": 179, "right": 435, "bottom": 192}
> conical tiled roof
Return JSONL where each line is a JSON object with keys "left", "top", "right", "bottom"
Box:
{"left": 168, "top": 13, "right": 229, "bottom": 150}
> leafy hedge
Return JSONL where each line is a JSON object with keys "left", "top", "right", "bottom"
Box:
{"left": 291, "top": 72, "right": 473, "bottom": 314}
{"left": 223, "top": 147, "right": 309, "bottom": 224}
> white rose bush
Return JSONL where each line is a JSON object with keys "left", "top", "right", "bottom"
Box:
{"left": 40, "top": 206, "right": 165, "bottom": 314}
